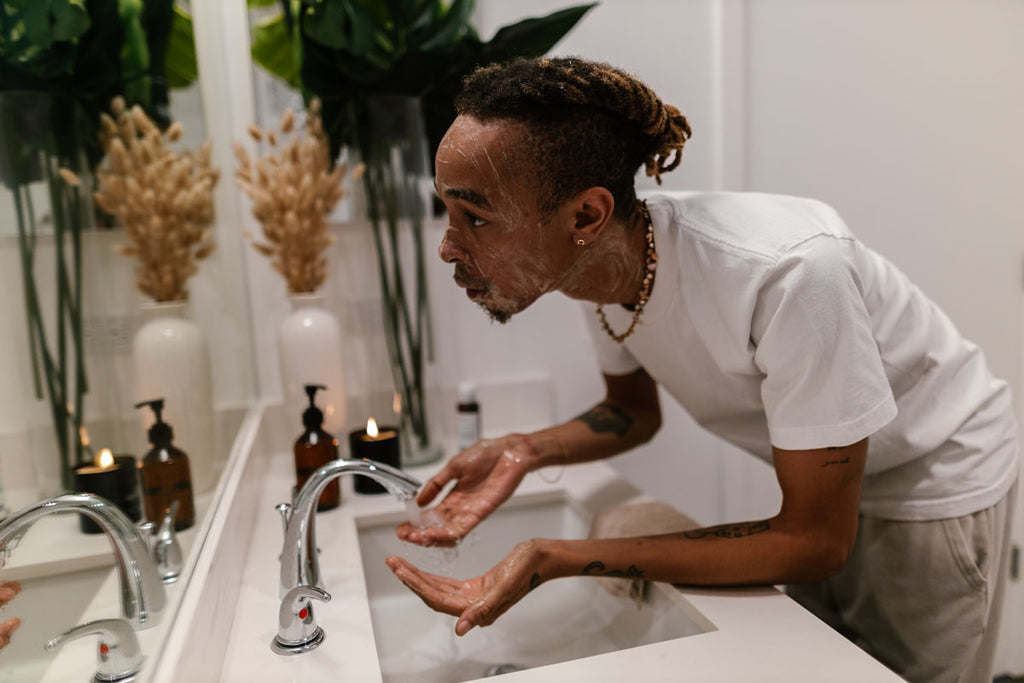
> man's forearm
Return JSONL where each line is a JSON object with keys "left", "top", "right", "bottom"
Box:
{"left": 531, "top": 515, "right": 848, "bottom": 588}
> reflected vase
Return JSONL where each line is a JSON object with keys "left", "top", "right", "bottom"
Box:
{"left": 132, "top": 301, "right": 216, "bottom": 494}
{"left": 277, "top": 293, "right": 347, "bottom": 438}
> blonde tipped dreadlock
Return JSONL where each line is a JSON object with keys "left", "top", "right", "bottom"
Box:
{"left": 455, "top": 56, "right": 691, "bottom": 219}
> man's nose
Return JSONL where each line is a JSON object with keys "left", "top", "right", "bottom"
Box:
{"left": 438, "top": 228, "right": 466, "bottom": 264}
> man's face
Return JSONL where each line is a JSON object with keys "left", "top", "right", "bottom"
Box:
{"left": 435, "top": 116, "right": 570, "bottom": 323}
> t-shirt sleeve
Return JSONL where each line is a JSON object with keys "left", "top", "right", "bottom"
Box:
{"left": 580, "top": 302, "right": 643, "bottom": 375}
{"left": 752, "top": 236, "right": 897, "bottom": 450}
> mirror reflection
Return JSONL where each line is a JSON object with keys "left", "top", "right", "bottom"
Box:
{"left": 0, "top": 2, "right": 254, "bottom": 680}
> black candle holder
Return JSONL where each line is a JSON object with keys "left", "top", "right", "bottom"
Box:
{"left": 349, "top": 424, "right": 401, "bottom": 495}
{"left": 73, "top": 453, "right": 141, "bottom": 534}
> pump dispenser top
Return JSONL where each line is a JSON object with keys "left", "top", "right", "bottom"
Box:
{"left": 303, "top": 384, "right": 327, "bottom": 431}
{"left": 135, "top": 398, "right": 173, "bottom": 447}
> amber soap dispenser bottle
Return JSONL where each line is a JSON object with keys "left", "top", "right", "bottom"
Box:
{"left": 136, "top": 398, "right": 196, "bottom": 531}
{"left": 295, "top": 384, "right": 340, "bottom": 511}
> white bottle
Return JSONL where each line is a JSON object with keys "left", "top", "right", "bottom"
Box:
{"left": 456, "top": 382, "right": 481, "bottom": 451}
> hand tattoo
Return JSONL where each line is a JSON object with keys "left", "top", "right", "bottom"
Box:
{"left": 575, "top": 402, "right": 632, "bottom": 438}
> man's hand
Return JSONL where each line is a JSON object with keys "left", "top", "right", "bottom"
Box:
{"left": 0, "top": 580, "right": 22, "bottom": 649}
{"left": 385, "top": 540, "right": 544, "bottom": 636}
{"left": 396, "top": 436, "right": 534, "bottom": 547}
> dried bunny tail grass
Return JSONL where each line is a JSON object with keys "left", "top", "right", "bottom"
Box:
{"left": 234, "top": 103, "right": 359, "bottom": 293}
{"left": 97, "top": 97, "right": 220, "bottom": 301}
{"left": 247, "top": 124, "right": 264, "bottom": 142}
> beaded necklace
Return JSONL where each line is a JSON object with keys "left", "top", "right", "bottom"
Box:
{"left": 595, "top": 201, "right": 657, "bottom": 343}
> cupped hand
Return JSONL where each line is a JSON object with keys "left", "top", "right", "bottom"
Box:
{"left": 396, "top": 436, "right": 534, "bottom": 547}
{"left": 385, "top": 540, "right": 544, "bottom": 636}
{"left": 0, "top": 580, "right": 21, "bottom": 649}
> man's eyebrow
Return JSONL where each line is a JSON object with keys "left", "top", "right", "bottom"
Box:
{"left": 442, "top": 187, "right": 491, "bottom": 210}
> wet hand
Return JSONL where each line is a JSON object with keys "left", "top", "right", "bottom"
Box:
{"left": 396, "top": 436, "right": 534, "bottom": 547}
{"left": 385, "top": 541, "right": 544, "bottom": 636}
{"left": 0, "top": 581, "right": 21, "bottom": 649}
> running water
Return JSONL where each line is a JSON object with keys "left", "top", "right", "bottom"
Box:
{"left": 405, "top": 499, "right": 422, "bottom": 529}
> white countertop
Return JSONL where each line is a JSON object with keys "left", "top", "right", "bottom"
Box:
{"left": 218, "top": 450, "right": 906, "bottom": 683}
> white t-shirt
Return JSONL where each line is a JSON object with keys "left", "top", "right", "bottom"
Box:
{"left": 583, "top": 192, "right": 1018, "bottom": 521}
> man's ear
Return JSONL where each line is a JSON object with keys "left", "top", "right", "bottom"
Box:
{"left": 570, "top": 187, "right": 615, "bottom": 246}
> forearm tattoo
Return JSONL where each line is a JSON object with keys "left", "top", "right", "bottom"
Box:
{"left": 683, "top": 520, "right": 771, "bottom": 540}
{"left": 822, "top": 444, "right": 852, "bottom": 468}
{"left": 575, "top": 402, "right": 632, "bottom": 438}
{"left": 580, "top": 561, "right": 645, "bottom": 579}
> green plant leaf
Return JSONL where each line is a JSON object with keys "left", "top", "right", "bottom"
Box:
{"left": 164, "top": 6, "right": 197, "bottom": 89}
{"left": 252, "top": 12, "right": 301, "bottom": 87}
{"left": 480, "top": 3, "right": 596, "bottom": 63}
{"left": 51, "top": 0, "right": 92, "bottom": 42}
{"left": 247, "top": 0, "right": 280, "bottom": 7}
{"left": 416, "top": 0, "right": 472, "bottom": 52}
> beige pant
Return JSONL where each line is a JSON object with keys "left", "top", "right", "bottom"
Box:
{"left": 787, "top": 484, "right": 1016, "bottom": 683}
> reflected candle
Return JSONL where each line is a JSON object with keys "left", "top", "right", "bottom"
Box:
{"left": 349, "top": 418, "right": 401, "bottom": 495}
{"left": 73, "top": 449, "right": 140, "bottom": 534}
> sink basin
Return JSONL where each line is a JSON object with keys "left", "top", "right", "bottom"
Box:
{"left": 356, "top": 490, "right": 714, "bottom": 682}
{"left": 0, "top": 566, "right": 112, "bottom": 683}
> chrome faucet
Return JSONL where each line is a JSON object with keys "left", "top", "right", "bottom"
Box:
{"left": 272, "top": 459, "right": 420, "bottom": 655}
{"left": 0, "top": 493, "right": 167, "bottom": 629}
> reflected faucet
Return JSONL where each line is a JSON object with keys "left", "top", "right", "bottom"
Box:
{"left": 273, "top": 459, "right": 419, "bottom": 655}
{"left": 0, "top": 493, "right": 167, "bottom": 630}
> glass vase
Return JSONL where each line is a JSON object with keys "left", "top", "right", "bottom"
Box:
{"left": 0, "top": 92, "right": 95, "bottom": 493}
{"left": 353, "top": 95, "right": 441, "bottom": 467}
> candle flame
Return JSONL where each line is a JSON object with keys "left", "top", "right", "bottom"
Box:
{"left": 79, "top": 425, "right": 91, "bottom": 448}
{"left": 366, "top": 418, "right": 379, "bottom": 438}
{"left": 96, "top": 448, "right": 114, "bottom": 468}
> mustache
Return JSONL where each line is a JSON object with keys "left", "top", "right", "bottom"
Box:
{"left": 453, "top": 266, "right": 487, "bottom": 290}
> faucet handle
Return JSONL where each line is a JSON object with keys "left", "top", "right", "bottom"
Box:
{"left": 46, "top": 618, "right": 143, "bottom": 682}
{"left": 271, "top": 584, "right": 331, "bottom": 655}
{"left": 152, "top": 501, "right": 183, "bottom": 583}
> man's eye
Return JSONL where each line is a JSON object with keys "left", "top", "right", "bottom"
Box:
{"left": 467, "top": 213, "right": 487, "bottom": 228}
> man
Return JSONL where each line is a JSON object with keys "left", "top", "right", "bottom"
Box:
{"left": 385, "top": 56, "right": 1018, "bottom": 683}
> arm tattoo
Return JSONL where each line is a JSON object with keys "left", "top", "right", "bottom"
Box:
{"left": 683, "top": 520, "right": 771, "bottom": 540}
{"left": 822, "top": 444, "right": 852, "bottom": 467}
{"left": 575, "top": 402, "right": 632, "bottom": 438}
{"left": 580, "top": 561, "right": 645, "bottom": 579}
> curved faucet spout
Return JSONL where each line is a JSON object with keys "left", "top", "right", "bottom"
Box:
{"left": 0, "top": 493, "right": 167, "bottom": 629}
{"left": 278, "top": 459, "right": 421, "bottom": 599}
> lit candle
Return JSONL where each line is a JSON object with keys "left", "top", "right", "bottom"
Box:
{"left": 73, "top": 449, "right": 141, "bottom": 534}
{"left": 349, "top": 417, "right": 401, "bottom": 495}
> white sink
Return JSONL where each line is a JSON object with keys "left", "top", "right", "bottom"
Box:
{"left": 356, "top": 490, "right": 713, "bottom": 682}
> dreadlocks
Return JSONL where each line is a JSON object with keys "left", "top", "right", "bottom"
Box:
{"left": 454, "top": 56, "right": 692, "bottom": 220}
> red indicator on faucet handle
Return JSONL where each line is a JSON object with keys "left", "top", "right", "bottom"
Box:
{"left": 299, "top": 608, "right": 308, "bottom": 620}
{"left": 99, "top": 644, "right": 110, "bottom": 655}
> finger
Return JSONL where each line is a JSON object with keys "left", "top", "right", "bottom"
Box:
{"left": 416, "top": 469, "right": 454, "bottom": 507}
{"left": 0, "top": 582, "right": 20, "bottom": 605}
{"left": 385, "top": 558, "right": 467, "bottom": 615}
{"left": 0, "top": 618, "right": 20, "bottom": 648}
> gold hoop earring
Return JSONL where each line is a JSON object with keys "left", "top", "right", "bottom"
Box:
{"left": 576, "top": 238, "right": 586, "bottom": 246}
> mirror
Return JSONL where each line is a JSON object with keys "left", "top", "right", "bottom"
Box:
{"left": 0, "top": 2, "right": 256, "bottom": 679}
